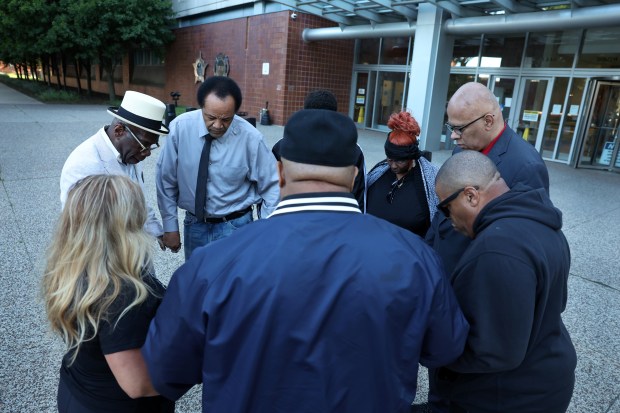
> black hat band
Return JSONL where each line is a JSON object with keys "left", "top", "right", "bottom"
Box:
{"left": 116, "top": 106, "right": 163, "bottom": 131}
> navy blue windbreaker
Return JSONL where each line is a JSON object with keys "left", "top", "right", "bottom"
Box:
{"left": 143, "top": 192, "right": 469, "bottom": 413}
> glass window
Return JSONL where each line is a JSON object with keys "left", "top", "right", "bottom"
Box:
{"left": 578, "top": 27, "right": 620, "bottom": 68}
{"left": 452, "top": 36, "right": 481, "bottom": 67}
{"left": 476, "top": 75, "right": 489, "bottom": 87}
{"left": 442, "top": 74, "right": 476, "bottom": 149}
{"left": 480, "top": 34, "right": 525, "bottom": 68}
{"left": 354, "top": 72, "right": 369, "bottom": 125}
{"left": 557, "top": 78, "right": 585, "bottom": 162}
{"left": 492, "top": 77, "right": 516, "bottom": 122}
{"left": 524, "top": 31, "right": 579, "bottom": 68}
{"left": 380, "top": 37, "right": 411, "bottom": 65}
{"left": 133, "top": 50, "right": 164, "bottom": 66}
{"left": 65, "top": 65, "right": 77, "bottom": 77}
{"left": 579, "top": 82, "right": 620, "bottom": 166}
{"left": 541, "top": 78, "right": 570, "bottom": 159}
{"left": 356, "top": 39, "right": 380, "bottom": 65}
{"left": 374, "top": 72, "right": 407, "bottom": 128}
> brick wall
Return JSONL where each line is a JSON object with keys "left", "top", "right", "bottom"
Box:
{"left": 38, "top": 11, "right": 355, "bottom": 126}
{"left": 283, "top": 13, "right": 355, "bottom": 123}
{"left": 164, "top": 11, "right": 355, "bottom": 125}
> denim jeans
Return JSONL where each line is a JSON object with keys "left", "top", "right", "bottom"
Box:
{"left": 183, "top": 210, "right": 253, "bottom": 260}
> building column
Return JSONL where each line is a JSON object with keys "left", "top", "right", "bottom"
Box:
{"left": 406, "top": 4, "right": 454, "bottom": 151}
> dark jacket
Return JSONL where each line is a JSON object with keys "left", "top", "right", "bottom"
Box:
{"left": 425, "top": 125, "right": 550, "bottom": 274}
{"left": 433, "top": 185, "right": 576, "bottom": 413}
{"left": 143, "top": 193, "right": 469, "bottom": 413}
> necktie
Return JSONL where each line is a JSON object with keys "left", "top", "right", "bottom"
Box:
{"left": 195, "top": 134, "right": 213, "bottom": 221}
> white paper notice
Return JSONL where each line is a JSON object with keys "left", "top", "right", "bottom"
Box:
{"left": 522, "top": 110, "right": 539, "bottom": 122}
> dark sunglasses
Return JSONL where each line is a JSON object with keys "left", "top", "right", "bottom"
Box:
{"left": 437, "top": 186, "right": 478, "bottom": 217}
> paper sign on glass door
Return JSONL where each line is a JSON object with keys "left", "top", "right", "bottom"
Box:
{"left": 522, "top": 110, "right": 539, "bottom": 122}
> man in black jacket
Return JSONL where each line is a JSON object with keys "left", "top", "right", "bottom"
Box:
{"left": 430, "top": 150, "right": 576, "bottom": 413}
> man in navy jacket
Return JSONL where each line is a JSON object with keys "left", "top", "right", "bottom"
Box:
{"left": 430, "top": 151, "right": 576, "bottom": 413}
{"left": 142, "top": 109, "right": 469, "bottom": 413}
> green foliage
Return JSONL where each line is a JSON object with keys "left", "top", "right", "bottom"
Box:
{"left": 0, "top": 75, "right": 112, "bottom": 104}
{"left": 0, "top": 0, "right": 175, "bottom": 99}
{"left": 37, "top": 89, "right": 80, "bottom": 103}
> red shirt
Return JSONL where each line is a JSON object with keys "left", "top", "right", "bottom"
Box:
{"left": 481, "top": 123, "right": 506, "bottom": 155}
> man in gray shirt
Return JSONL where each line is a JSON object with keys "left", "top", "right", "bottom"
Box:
{"left": 156, "top": 76, "right": 279, "bottom": 260}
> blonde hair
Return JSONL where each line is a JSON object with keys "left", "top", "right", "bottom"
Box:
{"left": 42, "top": 174, "right": 154, "bottom": 364}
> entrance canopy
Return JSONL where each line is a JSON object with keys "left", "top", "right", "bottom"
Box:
{"left": 270, "top": 0, "right": 620, "bottom": 40}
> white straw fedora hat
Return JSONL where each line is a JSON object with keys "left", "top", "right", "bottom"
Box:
{"left": 107, "top": 91, "right": 169, "bottom": 135}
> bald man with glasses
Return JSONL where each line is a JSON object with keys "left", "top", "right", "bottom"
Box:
{"left": 425, "top": 82, "right": 550, "bottom": 275}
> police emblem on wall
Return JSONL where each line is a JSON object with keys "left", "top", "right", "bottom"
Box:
{"left": 214, "top": 53, "right": 230, "bottom": 76}
{"left": 193, "top": 52, "right": 208, "bottom": 83}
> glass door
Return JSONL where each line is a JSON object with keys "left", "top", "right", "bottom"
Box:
{"left": 490, "top": 76, "right": 516, "bottom": 124}
{"left": 513, "top": 78, "right": 552, "bottom": 150}
{"left": 578, "top": 81, "right": 620, "bottom": 171}
{"left": 543, "top": 78, "right": 586, "bottom": 163}
{"left": 372, "top": 71, "right": 408, "bottom": 130}
{"left": 353, "top": 72, "right": 370, "bottom": 127}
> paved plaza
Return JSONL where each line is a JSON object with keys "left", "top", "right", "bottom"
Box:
{"left": 0, "top": 81, "right": 619, "bottom": 412}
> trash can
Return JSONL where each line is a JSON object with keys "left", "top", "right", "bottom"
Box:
{"left": 164, "top": 104, "right": 176, "bottom": 127}
{"left": 259, "top": 102, "right": 271, "bottom": 125}
{"left": 260, "top": 108, "right": 271, "bottom": 126}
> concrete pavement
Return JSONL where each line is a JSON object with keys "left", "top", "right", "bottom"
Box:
{"left": 0, "top": 81, "right": 619, "bottom": 412}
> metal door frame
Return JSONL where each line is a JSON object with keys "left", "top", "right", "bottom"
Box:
{"left": 488, "top": 75, "right": 519, "bottom": 125}
{"left": 511, "top": 76, "right": 554, "bottom": 152}
{"left": 576, "top": 79, "right": 620, "bottom": 172}
{"left": 350, "top": 71, "right": 372, "bottom": 127}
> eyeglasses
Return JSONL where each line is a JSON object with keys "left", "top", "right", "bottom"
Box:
{"left": 124, "top": 125, "right": 159, "bottom": 153}
{"left": 445, "top": 114, "right": 490, "bottom": 136}
{"left": 437, "top": 186, "right": 478, "bottom": 217}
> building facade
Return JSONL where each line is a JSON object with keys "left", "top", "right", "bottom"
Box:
{"left": 52, "top": 1, "right": 620, "bottom": 172}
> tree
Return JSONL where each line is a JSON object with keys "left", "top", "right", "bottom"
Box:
{"left": 67, "top": 0, "right": 175, "bottom": 101}
{"left": 1, "top": 0, "right": 175, "bottom": 101}
{"left": 0, "top": 0, "right": 54, "bottom": 81}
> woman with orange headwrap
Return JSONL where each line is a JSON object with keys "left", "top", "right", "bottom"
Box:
{"left": 366, "top": 111, "right": 439, "bottom": 236}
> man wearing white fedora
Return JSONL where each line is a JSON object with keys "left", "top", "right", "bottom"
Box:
{"left": 60, "top": 91, "right": 168, "bottom": 241}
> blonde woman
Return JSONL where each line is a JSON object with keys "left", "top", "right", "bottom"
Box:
{"left": 43, "top": 174, "right": 174, "bottom": 413}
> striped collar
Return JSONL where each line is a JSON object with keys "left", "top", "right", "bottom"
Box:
{"left": 269, "top": 192, "right": 361, "bottom": 218}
